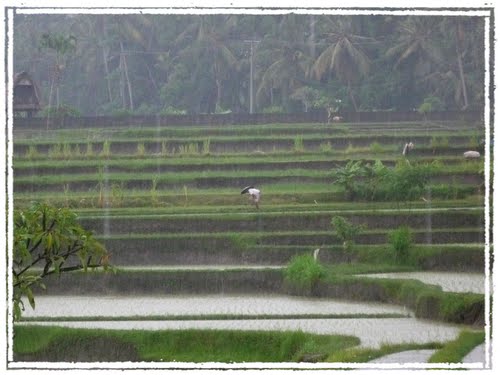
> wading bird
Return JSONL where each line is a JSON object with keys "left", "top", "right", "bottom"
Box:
{"left": 402, "top": 141, "right": 414, "bottom": 156}
{"left": 241, "top": 186, "right": 261, "bottom": 209}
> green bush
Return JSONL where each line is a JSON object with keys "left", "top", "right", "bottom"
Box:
{"left": 283, "top": 254, "right": 325, "bottom": 294}
{"left": 388, "top": 161, "right": 433, "bottom": 202}
{"left": 332, "top": 160, "right": 364, "bottom": 200}
{"left": 388, "top": 225, "right": 413, "bottom": 263}
{"left": 331, "top": 216, "right": 364, "bottom": 251}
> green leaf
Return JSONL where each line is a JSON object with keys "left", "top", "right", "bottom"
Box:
{"left": 26, "top": 288, "right": 35, "bottom": 310}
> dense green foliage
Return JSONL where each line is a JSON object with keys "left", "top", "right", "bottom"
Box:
{"left": 13, "top": 325, "right": 360, "bottom": 362}
{"left": 388, "top": 225, "right": 414, "bottom": 263}
{"left": 14, "top": 14, "right": 484, "bottom": 115}
{"left": 283, "top": 254, "right": 326, "bottom": 294}
{"left": 331, "top": 215, "right": 365, "bottom": 250}
{"left": 13, "top": 202, "right": 109, "bottom": 320}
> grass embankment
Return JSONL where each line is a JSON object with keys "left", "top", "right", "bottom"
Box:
{"left": 326, "top": 330, "right": 485, "bottom": 363}
{"left": 13, "top": 121, "right": 480, "bottom": 141}
{"left": 317, "top": 275, "right": 484, "bottom": 325}
{"left": 13, "top": 185, "right": 482, "bottom": 210}
{"left": 428, "top": 330, "right": 485, "bottom": 363}
{"left": 13, "top": 325, "right": 359, "bottom": 362}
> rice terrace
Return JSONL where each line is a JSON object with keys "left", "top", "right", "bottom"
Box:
{"left": 6, "top": 8, "right": 493, "bottom": 371}
{"left": 11, "top": 113, "right": 489, "bottom": 367}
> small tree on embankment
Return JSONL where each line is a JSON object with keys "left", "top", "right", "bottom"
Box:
{"left": 13, "top": 202, "right": 110, "bottom": 320}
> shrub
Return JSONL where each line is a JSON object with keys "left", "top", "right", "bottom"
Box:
{"left": 388, "top": 226, "right": 413, "bottom": 263}
{"left": 283, "top": 254, "right": 325, "bottom": 294}
{"left": 332, "top": 160, "right": 364, "bottom": 200}
{"left": 331, "top": 216, "right": 364, "bottom": 251}
{"left": 388, "top": 161, "right": 433, "bottom": 202}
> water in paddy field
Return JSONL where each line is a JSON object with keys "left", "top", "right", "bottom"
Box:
{"left": 21, "top": 295, "right": 409, "bottom": 318}
{"left": 19, "top": 294, "right": 471, "bottom": 348}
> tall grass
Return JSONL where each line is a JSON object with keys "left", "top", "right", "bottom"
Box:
{"left": 13, "top": 325, "right": 359, "bottom": 363}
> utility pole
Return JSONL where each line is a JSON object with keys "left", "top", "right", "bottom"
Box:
{"left": 244, "top": 40, "right": 260, "bottom": 114}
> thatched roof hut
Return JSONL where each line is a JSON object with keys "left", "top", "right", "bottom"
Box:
{"left": 13, "top": 71, "right": 41, "bottom": 117}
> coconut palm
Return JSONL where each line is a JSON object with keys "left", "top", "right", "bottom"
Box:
{"left": 39, "top": 33, "right": 76, "bottom": 110}
{"left": 256, "top": 42, "right": 312, "bottom": 110}
{"left": 311, "top": 16, "right": 373, "bottom": 111}
{"left": 175, "top": 15, "right": 238, "bottom": 112}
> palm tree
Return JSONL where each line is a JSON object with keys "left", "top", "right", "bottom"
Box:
{"left": 385, "top": 17, "right": 444, "bottom": 107}
{"left": 39, "top": 33, "right": 76, "bottom": 110}
{"left": 256, "top": 42, "right": 312, "bottom": 111}
{"left": 312, "top": 16, "right": 373, "bottom": 111}
{"left": 175, "top": 15, "right": 238, "bottom": 112}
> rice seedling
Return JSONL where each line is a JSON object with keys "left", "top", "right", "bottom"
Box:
{"left": 85, "top": 142, "right": 94, "bottom": 158}
{"left": 293, "top": 135, "right": 305, "bottom": 153}
{"left": 48, "top": 143, "right": 63, "bottom": 158}
{"left": 72, "top": 144, "right": 82, "bottom": 157}
{"left": 24, "top": 145, "right": 39, "bottom": 159}
{"left": 62, "top": 142, "right": 72, "bottom": 159}
{"left": 150, "top": 176, "right": 160, "bottom": 207}
{"left": 111, "top": 183, "right": 125, "bottom": 207}
{"left": 136, "top": 142, "right": 146, "bottom": 158}
{"left": 161, "top": 140, "right": 169, "bottom": 156}
{"left": 319, "top": 141, "right": 332, "bottom": 153}
{"left": 202, "top": 138, "right": 211, "bottom": 156}
{"left": 183, "top": 185, "right": 188, "bottom": 206}
{"left": 178, "top": 142, "right": 199, "bottom": 156}
{"left": 100, "top": 140, "right": 111, "bottom": 158}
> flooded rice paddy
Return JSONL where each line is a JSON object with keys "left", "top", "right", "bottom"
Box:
{"left": 357, "top": 272, "right": 487, "bottom": 294}
{"left": 22, "top": 295, "right": 408, "bottom": 318}
{"left": 19, "top": 294, "right": 471, "bottom": 348}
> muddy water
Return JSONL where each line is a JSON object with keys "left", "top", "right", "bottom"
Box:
{"left": 21, "top": 318, "right": 463, "bottom": 348}
{"left": 22, "top": 295, "right": 408, "bottom": 318}
{"left": 357, "top": 272, "right": 487, "bottom": 294}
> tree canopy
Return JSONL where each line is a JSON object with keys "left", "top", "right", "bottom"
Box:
{"left": 13, "top": 13, "right": 486, "bottom": 115}
{"left": 13, "top": 202, "right": 109, "bottom": 320}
